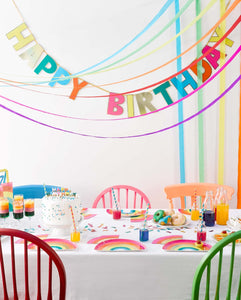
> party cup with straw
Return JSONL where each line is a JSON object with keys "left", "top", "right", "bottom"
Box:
{"left": 69, "top": 205, "right": 80, "bottom": 242}
{"left": 197, "top": 201, "right": 207, "bottom": 241}
{"left": 139, "top": 203, "right": 150, "bottom": 242}
{"left": 191, "top": 190, "right": 199, "bottom": 221}
{"left": 111, "top": 188, "right": 121, "bottom": 219}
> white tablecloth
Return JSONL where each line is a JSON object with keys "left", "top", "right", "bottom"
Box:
{"left": 1, "top": 208, "right": 241, "bottom": 300}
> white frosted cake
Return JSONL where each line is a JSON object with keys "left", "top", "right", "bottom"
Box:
{"left": 41, "top": 193, "right": 81, "bottom": 234}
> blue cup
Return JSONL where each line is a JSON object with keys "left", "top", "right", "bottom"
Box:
{"left": 139, "top": 228, "right": 149, "bottom": 241}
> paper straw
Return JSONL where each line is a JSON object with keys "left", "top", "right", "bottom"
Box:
{"left": 194, "top": 189, "right": 197, "bottom": 210}
{"left": 143, "top": 203, "right": 150, "bottom": 230}
{"left": 111, "top": 188, "right": 119, "bottom": 211}
{"left": 69, "top": 205, "right": 77, "bottom": 232}
{"left": 200, "top": 201, "right": 205, "bottom": 232}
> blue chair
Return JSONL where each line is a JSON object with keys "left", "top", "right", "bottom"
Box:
{"left": 13, "top": 184, "right": 61, "bottom": 199}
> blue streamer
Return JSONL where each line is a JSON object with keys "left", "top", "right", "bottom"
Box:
{"left": 175, "top": 0, "right": 186, "bottom": 186}
{"left": 73, "top": 0, "right": 175, "bottom": 75}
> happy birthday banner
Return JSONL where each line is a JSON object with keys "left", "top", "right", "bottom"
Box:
{"left": 5, "top": 20, "right": 235, "bottom": 114}
{"left": 4, "top": 0, "right": 239, "bottom": 119}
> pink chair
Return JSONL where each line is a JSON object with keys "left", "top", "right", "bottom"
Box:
{"left": 0, "top": 228, "right": 66, "bottom": 300}
{"left": 92, "top": 185, "right": 151, "bottom": 209}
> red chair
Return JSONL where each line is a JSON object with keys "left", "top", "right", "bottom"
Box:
{"left": 92, "top": 185, "right": 151, "bottom": 209}
{"left": 0, "top": 228, "right": 66, "bottom": 300}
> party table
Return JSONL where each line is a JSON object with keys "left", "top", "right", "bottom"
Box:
{"left": 1, "top": 207, "right": 241, "bottom": 300}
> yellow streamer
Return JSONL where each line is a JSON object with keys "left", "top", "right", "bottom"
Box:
{"left": 83, "top": 0, "right": 218, "bottom": 76}
{"left": 218, "top": 0, "right": 226, "bottom": 185}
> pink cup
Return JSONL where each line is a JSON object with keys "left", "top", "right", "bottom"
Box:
{"left": 113, "top": 210, "right": 121, "bottom": 220}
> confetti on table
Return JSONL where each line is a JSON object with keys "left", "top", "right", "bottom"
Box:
{"left": 83, "top": 214, "right": 97, "bottom": 220}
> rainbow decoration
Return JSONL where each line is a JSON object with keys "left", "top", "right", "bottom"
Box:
{"left": 87, "top": 235, "right": 119, "bottom": 244}
{"left": 15, "top": 234, "right": 49, "bottom": 244}
{"left": 28, "top": 238, "right": 77, "bottom": 250}
{"left": 106, "top": 209, "right": 145, "bottom": 217}
{"left": 94, "top": 239, "right": 146, "bottom": 251}
{"left": 152, "top": 235, "right": 183, "bottom": 244}
{"left": 162, "top": 239, "right": 212, "bottom": 251}
{"left": 178, "top": 208, "right": 192, "bottom": 215}
{"left": 131, "top": 214, "right": 153, "bottom": 223}
{"left": 213, "top": 233, "right": 241, "bottom": 244}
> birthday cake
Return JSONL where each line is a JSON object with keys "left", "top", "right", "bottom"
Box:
{"left": 41, "top": 191, "right": 82, "bottom": 228}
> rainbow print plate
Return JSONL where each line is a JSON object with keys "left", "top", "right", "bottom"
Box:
{"left": 87, "top": 235, "right": 119, "bottom": 244}
{"left": 15, "top": 234, "right": 49, "bottom": 244}
{"left": 213, "top": 232, "right": 241, "bottom": 244}
{"left": 163, "top": 239, "right": 212, "bottom": 252}
{"left": 106, "top": 209, "right": 145, "bottom": 217}
{"left": 152, "top": 235, "right": 183, "bottom": 244}
{"left": 28, "top": 238, "right": 77, "bottom": 250}
{"left": 131, "top": 214, "right": 153, "bottom": 222}
{"left": 94, "top": 238, "right": 146, "bottom": 251}
{"left": 178, "top": 209, "right": 192, "bottom": 215}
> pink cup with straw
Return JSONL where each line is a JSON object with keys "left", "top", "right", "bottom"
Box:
{"left": 112, "top": 188, "right": 121, "bottom": 220}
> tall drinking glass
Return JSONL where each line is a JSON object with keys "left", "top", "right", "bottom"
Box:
{"left": 13, "top": 195, "right": 24, "bottom": 227}
{"left": 24, "top": 199, "right": 35, "bottom": 232}
{"left": 0, "top": 198, "right": 9, "bottom": 226}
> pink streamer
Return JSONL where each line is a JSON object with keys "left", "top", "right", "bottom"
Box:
{"left": 0, "top": 74, "right": 240, "bottom": 139}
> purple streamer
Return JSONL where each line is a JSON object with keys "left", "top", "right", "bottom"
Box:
{"left": 0, "top": 74, "right": 240, "bottom": 139}
{"left": 0, "top": 46, "right": 240, "bottom": 122}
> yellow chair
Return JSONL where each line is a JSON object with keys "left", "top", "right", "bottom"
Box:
{"left": 164, "top": 183, "right": 234, "bottom": 209}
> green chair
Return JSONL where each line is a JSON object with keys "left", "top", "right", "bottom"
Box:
{"left": 192, "top": 230, "right": 241, "bottom": 300}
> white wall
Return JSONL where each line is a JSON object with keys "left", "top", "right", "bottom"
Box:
{"left": 0, "top": 0, "right": 240, "bottom": 208}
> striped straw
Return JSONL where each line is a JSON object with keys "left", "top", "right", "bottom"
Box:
{"left": 193, "top": 189, "right": 197, "bottom": 210}
{"left": 69, "top": 205, "right": 77, "bottom": 232}
{"left": 200, "top": 200, "right": 205, "bottom": 232}
{"left": 143, "top": 203, "right": 150, "bottom": 230}
{"left": 111, "top": 188, "right": 119, "bottom": 211}
{"left": 43, "top": 183, "right": 47, "bottom": 196}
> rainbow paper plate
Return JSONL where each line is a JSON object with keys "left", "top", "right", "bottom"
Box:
{"left": 28, "top": 238, "right": 77, "bottom": 250}
{"left": 178, "top": 209, "right": 192, "bottom": 215}
{"left": 213, "top": 232, "right": 241, "bottom": 244}
{"left": 131, "top": 214, "right": 153, "bottom": 222}
{"left": 94, "top": 238, "right": 146, "bottom": 251}
{"left": 15, "top": 234, "right": 49, "bottom": 244}
{"left": 106, "top": 209, "right": 145, "bottom": 217}
{"left": 163, "top": 239, "right": 212, "bottom": 252}
{"left": 87, "top": 235, "right": 119, "bottom": 244}
{"left": 152, "top": 235, "right": 183, "bottom": 244}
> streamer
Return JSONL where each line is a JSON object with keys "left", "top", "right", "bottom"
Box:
{"left": 0, "top": 74, "right": 240, "bottom": 139}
